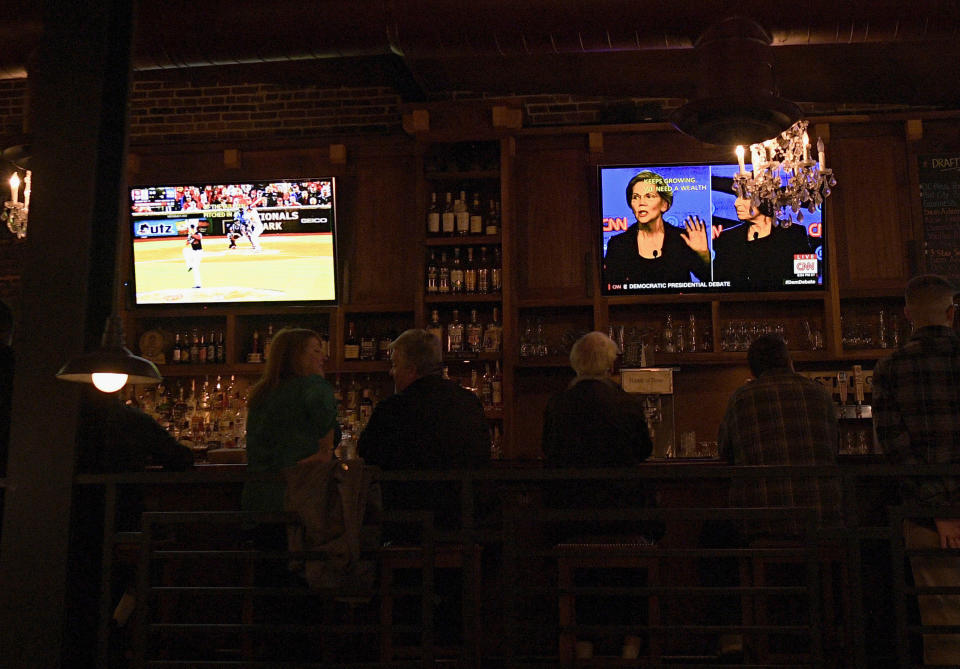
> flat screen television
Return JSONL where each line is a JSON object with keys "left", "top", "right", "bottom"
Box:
{"left": 129, "top": 178, "right": 338, "bottom": 305}
{"left": 598, "top": 163, "right": 825, "bottom": 295}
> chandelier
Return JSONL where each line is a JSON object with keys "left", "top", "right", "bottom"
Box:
{"left": 1, "top": 169, "right": 31, "bottom": 239}
{"left": 733, "top": 120, "right": 836, "bottom": 224}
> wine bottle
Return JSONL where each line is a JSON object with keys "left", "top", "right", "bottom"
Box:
{"left": 344, "top": 321, "right": 360, "bottom": 360}
{"left": 455, "top": 190, "right": 470, "bottom": 236}
{"left": 447, "top": 309, "right": 464, "bottom": 353}
{"left": 426, "top": 191, "right": 440, "bottom": 236}
{"left": 441, "top": 192, "right": 455, "bottom": 236}
{"left": 466, "top": 309, "right": 483, "bottom": 353}
{"left": 426, "top": 250, "right": 439, "bottom": 294}
{"left": 450, "top": 247, "right": 464, "bottom": 293}
{"left": 469, "top": 193, "right": 483, "bottom": 235}
{"left": 464, "top": 247, "right": 477, "bottom": 293}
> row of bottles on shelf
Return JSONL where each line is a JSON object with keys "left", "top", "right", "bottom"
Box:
{"left": 246, "top": 323, "right": 332, "bottom": 363}
{"left": 343, "top": 323, "right": 395, "bottom": 361}
{"left": 426, "top": 246, "right": 502, "bottom": 295}
{"left": 428, "top": 307, "right": 502, "bottom": 354}
{"left": 130, "top": 375, "right": 249, "bottom": 460}
{"left": 841, "top": 308, "right": 907, "bottom": 350}
{"left": 172, "top": 328, "right": 226, "bottom": 364}
{"left": 426, "top": 191, "right": 500, "bottom": 237}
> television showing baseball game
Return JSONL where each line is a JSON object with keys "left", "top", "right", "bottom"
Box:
{"left": 129, "top": 178, "right": 338, "bottom": 305}
{"left": 598, "top": 163, "right": 825, "bottom": 296}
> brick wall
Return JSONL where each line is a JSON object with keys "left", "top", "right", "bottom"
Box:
{"left": 129, "top": 81, "right": 403, "bottom": 143}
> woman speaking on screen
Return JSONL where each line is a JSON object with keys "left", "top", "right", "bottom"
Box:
{"left": 603, "top": 171, "right": 711, "bottom": 286}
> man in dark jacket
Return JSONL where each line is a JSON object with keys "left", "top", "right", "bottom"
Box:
{"left": 358, "top": 328, "right": 489, "bottom": 471}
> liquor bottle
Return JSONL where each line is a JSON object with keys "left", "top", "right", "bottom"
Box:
{"left": 447, "top": 309, "right": 464, "bottom": 353}
{"left": 485, "top": 199, "right": 500, "bottom": 236}
{"left": 426, "top": 250, "right": 439, "bottom": 294}
{"left": 481, "top": 363, "right": 493, "bottom": 407}
{"left": 206, "top": 330, "right": 216, "bottom": 363}
{"left": 216, "top": 329, "right": 225, "bottom": 363}
{"left": 344, "top": 321, "right": 360, "bottom": 360}
{"left": 491, "top": 360, "right": 503, "bottom": 406}
{"left": 482, "top": 306, "right": 502, "bottom": 352}
{"left": 190, "top": 327, "right": 200, "bottom": 362}
{"left": 491, "top": 246, "right": 502, "bottom": 292}
{"left": 319, "top": 327, "right": 330, "bottom": 358}
{"left": 426, "top": 191, "right": 440, "bottom": 236}
{"left": 180, "top": 331, "right": 190, "bottom": 364}
{"left": 249, "top": 329, "right": 261, "bottom": 363}
{"left": 438, "top": 251, "right": 451, "bottom": 294}
{"left": 469, "top": 193, "right": 483, "bottom": 235}
{"left": 263, "top": 323, "right": 275, "bottom": 361}
{"left": 469, "top": 368, "right": 481, "bottom": 397}
{"left": 427, "top": 309, "right": 443, "bottom": 345}
{"left": 464, "top": 247, "right": 477, "bottom": 293}
{"left": 688, "top": 314, "right": 697, "bottom": 353}
{"left": 378, "top": 330, "right": 394, "bottom": 361}
{"left": 360, "top": 328, "right": 377, "bottom": 361}
{"left": 477, "top": 246, "right": 490, "bottom": 294}
{"left": 441, "top": 192, "right": 455, "bottom": 236}
{"left": 450, "top": 247, "right": 465, "bottom": 293}
{"left": 466, "top": 309, "right": 483, "bottom": 353}
{"left": 197, "top": 332, "right": 207, "bottom": 363}
{"left": 346, "top": 375, "right": 361, "bottom": 414}
{"left": 172, "top": 332, "right": 182, "bottom": 364}
{"left": 455, "top": 190, "right": 470, "bottom": 236}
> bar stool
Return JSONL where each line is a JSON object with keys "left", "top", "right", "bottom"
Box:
{"left": 378, "top": 543, "right": 483, "bottom": 664}
{"left": 739, "top": 538, "right": 848, "bottom": 666}
{"left": 556, "top": 541, "right": 661, "bottom": 667}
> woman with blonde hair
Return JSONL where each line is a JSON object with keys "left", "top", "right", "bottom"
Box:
{"left": 241, "top": 327, "right": 338, "bottom": 521}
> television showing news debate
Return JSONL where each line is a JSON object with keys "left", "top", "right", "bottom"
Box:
{"left": 599, "top": 163, "right": 825, "bottom": 296}
{"left": 129, "top": 179, "right": 338, "bottom": 305}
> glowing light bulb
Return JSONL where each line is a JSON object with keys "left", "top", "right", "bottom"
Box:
{"left": 92, "top": 373, "right": 128, "bottom": 393}
{"left": 9, "top": 172, "right": 20, "bottom": 203}
{"left": 735, "top": 145, "right": 746, "bottom": 174}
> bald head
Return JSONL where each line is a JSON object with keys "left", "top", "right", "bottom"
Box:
{"left": 904, "top": 274, "right": 957, "bottom": 328}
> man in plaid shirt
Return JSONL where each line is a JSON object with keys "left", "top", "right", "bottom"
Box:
{"left": 719, "top": 333, "right": 841, "bottom": 538}
{"left": 873, "top": 274, "right": 960, "bottom": 665}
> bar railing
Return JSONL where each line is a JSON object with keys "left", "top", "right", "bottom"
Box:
{"left": 68, "top": 463, "right": 960, "bottom": 668}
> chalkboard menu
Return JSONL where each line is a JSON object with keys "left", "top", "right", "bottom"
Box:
{"left": 919, "top": 154, "right": 960, "bottom": 283}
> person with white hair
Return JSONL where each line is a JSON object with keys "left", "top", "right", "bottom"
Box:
{"left": 542, "top": 331, "right": 652, "bottom": 465}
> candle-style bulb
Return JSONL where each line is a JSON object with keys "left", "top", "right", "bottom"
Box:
{"left": 736, "top": 145, "right": 746, "bottom": 174}
{"left": 9, "top": 172, "right": 20, "bottom": 203}
{"left": 817, "top": 137, "right": 826, "bottom": 169}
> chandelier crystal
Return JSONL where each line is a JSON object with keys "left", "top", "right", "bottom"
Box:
{"left": 733, "top": 120, "right": 836, "bottom": 225}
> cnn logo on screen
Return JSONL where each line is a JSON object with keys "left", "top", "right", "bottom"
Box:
{"left": 793, "top": 254, "right": 818, "bottom": 276}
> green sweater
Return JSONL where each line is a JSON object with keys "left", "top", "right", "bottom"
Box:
{"left": 241, "top": 374, "right": 338, "bottom": 515}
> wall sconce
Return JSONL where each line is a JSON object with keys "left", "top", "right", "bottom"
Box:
{"left": 57, "top": 315, "right": 162, "bottom": 393}
{"left": 2, "top": 169, "right": 30, "bottom": 239}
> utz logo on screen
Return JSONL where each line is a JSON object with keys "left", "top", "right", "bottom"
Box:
{"left": 793, "top": 254, "right": 818, "bottom": 277}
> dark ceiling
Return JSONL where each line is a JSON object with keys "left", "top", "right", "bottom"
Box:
{"left": 3, "top": 0, "right": 960, "bottom": 107}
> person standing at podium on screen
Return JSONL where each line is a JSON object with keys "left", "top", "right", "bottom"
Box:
{"left": 603, "top": 170, "right": 711, "bottom": 287}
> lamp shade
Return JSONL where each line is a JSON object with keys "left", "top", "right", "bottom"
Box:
{"left": 56, "top": 345, "right": 161, "bottom": 386}
{"left": 56, "top": 314, "right": 162, "bottom": 390}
